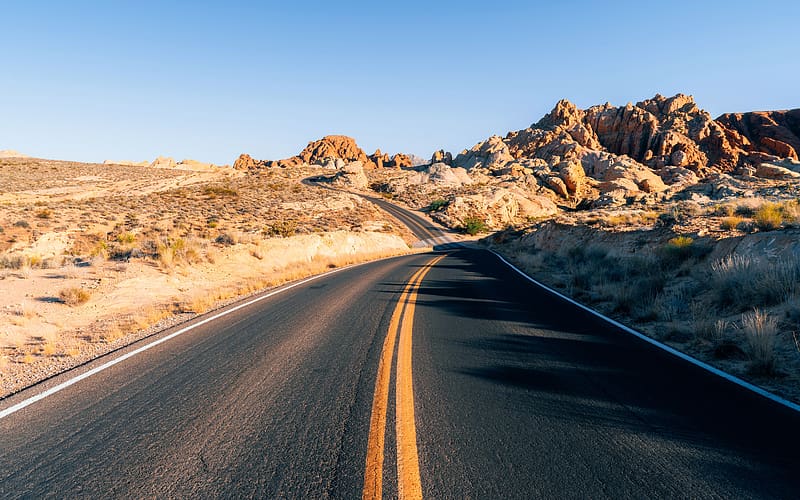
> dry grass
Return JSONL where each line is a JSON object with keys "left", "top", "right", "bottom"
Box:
{"left": 741, "top": 309, "right": 778, "bottom": 374}
{"left": 59, "top": 287, "right": 91, "bottom": 306}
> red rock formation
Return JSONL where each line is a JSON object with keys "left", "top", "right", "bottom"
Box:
{"left": 298, "top": 135, "right": 376, "bottom": 169}
{"left": 389, "top": 153, "right": 412, "bottom": 168}
{"left": 716, "top": 110, "right": 800, "bottom": 161}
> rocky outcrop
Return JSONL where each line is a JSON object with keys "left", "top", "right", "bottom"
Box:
{"left": 150, "top": 156, "right": 177, "bottom": 169}
{"left": 233, "top": 153, "right": 268, "bottom": 170}
{"left": 431, "top": 149, "right": 453, "bottom": 165}
{"left": 453, "top": 136, "right": 515, "bottom": 173}
{"left": 296, "top": 135, "right": 376, "bottom": 169}
{"left": 432, "top": 187, "right": 558, "bottom": 230}
{"left": 370, "top": 149, "right": 390, "bottom": 168}
{"left": 331, "top": 161, "right": 369, "bottom": 189}
{"left": 716, "top": 109, "right": 800, "bottom": 162}
{"left": 390, "top": 153, "right": 413, "bottom": 168}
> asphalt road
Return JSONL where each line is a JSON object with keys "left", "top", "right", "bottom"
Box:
{"left": 1, "top": 204, "right": 799, "bottom": 498}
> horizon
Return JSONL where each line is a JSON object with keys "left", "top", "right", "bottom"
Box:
{"left": 2, "top": 1, "right": 798, "bottom": 165}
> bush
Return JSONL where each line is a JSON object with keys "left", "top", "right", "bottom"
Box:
{"left": 711, "top": 254, "right": 800, "bottom": 309}
{"left": 662, "top": 236, "right": 694, "bottom": 261}
{"left": 59, "top": 287, "right": 91, "bottom": 306}
{"left": 462, "top": 216, "right": 488, "bottom": 235}
{"left": 429, "top": 199, "right": 449, "bottom": 212}
{"left": 14, "top": 220, "right": 30, "bottom": 229}
{"left": 265, "top": 220, "right": 297, "bottom": 238}
{"left": 754, "top": 203, "right": 783, "bottom": 231}
{"left": 720, "top": 216, "right": 745, "bottom": 230}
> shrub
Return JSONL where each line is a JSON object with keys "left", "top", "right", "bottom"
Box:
{"left": 203, "top": 185, "right": 239, "bottom": 198}
{"left": 13, "top": 220, "right": 30, "bottom": 229}
{"left": 116, "top": 232, "right": 136, "bottom": 244}
{"left": 429, "top": 199, "right": 449, "bottom": 212}
{"left": 711, "top": 254, "right": 800, "bottom": 309}
{"left": 35, "top": 209, "right": 53, "bottom": 219}
{"left": 59, "top": 287, "right": 91, "bottom": 306}
{"left": 462, "top": 216, "right": 488, "bottom": 235}
{"left": 215, "top": 233, "right": 236, "bottom": 246}
{"left": 754, "top": 203, "right": 783, "bottom": 231}
{"left": 741, "top": 309, "right": 778, "bottom": 374}
{"left": 720, "top": 216, "right": 745, "bottom": 230}
{"left": 265, "top": 220, "right": 297, "bottom": 238}
{"left": 662, "top": 236, "right": 694, "bottom": 261}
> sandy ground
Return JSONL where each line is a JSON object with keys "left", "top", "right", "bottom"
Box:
{"left": 0, "top": 158, "right": 418, "bottom": 397}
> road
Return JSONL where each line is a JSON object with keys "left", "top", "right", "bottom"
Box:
{"left": 1, "top": 202, "right": 799, "bottom": 498}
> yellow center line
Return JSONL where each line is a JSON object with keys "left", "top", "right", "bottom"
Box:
{"left": 363, "top": 255, "right": 445, "bottom": 500}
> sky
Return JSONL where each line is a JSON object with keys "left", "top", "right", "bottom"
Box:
{"left": 1, "top": 0, "right": 798, "bottom": 165}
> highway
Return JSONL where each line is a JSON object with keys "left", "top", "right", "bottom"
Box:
{"left": 1, "top": 200, "right": 799, "bottom": 498}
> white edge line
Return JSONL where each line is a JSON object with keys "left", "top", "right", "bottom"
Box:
{"left": 0, "top": 259, "right": 383, "bottom": 420}
{"left": 489, "top": 249, "right": 800, "bottom": 414}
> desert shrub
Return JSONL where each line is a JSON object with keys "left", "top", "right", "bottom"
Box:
{"left": 14, "top": 220, "right": 30, "bottom": 229}
{"left": 59, "top": 287, "right": 91, "bottom": 306}
{"left": 265, "top": 220, "right": 297, "bottom": 238}
{"left": 662, "top": 236, "right": 694, "bottom": 261}
{"left": 0, "top": 254, "right": 27, "bottom": 269}
{"left": 203, "top": 185, "right": 238, "bottom": 198}
{"left": 741, "top": 309, "right": 778, "bottom": 374}
{"left": 754, "top": 203, "right": 783, "bottom": 231}
{"left": 215, "top": 233, "right": 236, "bottom": 246}
{"left": 720, "top": 216, "right": 746, "bottom": 230}
{"left": 462, "top": 216, "right": 488, "bottom": 235}
{"left": 429, "top": 199, "right": 449, "bottom": 212}
{"left": 116, "top": 232, "right": 136, "bottom": 244}
{"left": 207, "top": 217, "right": 219, "bottom": 228}
{"left": 711, "top": 254, "right": 800, "bottom": 309}
{"left": 35, "top": 209, "right": 53, "bottom": 219}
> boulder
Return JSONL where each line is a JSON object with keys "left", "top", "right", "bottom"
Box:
{"left": 434, "top": 187, "right": 557, "bottom": 229}
{"left": 332, "top": 161, "right": 369, "bottom": 189}
{"left": 755, "top": 163, "right": 800, "bottom": 180}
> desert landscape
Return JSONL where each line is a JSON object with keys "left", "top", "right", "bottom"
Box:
{"left": 3, "top": 93, "right": 800, "bottom": 404}
{"left": 0, "top": 152, "right": 423, "bottom": 396}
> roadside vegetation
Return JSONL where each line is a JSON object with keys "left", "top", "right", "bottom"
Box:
{"left": 489, "top": 197, "right": 800, "bottom": 402}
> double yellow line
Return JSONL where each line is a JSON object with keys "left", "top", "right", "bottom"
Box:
{"left": 363, "top": 254, "right": 445, "bottom": 500}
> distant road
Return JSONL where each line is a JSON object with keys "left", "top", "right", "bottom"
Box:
{"left": 1, "top": 200, "right": 799, "bottom": 498}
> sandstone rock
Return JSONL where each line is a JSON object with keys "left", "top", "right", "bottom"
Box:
{"left": 389, "top": 153, "right": 412, "bottom": 168}
{"left": 370, "top": 149, "right": 390, "bottom": 168}
{"left": 150, "top": 156, "right": 176, "bottom": 168}
{"left": 233, "top": 153, "right": 267, "bottom": 170}
{"left": 716, "top": 109, "right": 800, "bottom": 162}
{"left": 297, "top": 135, "right": 376, "bottom": 169}
{"left": 408, "top": 163, "right": 473, "bottom": 188}
{"left": 558, "top": 160, "right": 585, "bottom": 194}
{"left": 755, "top": 163, "right": 800, "bottom": 180}
{"left": 453, "top": 135, "right": 514, "bottom": 172}
{"left": 332, "top": 161, "right": 369, "bottom": 189}
{"left": 434, "top": 187, "right": 557, "bottom": 229}
{"left": 431, "top": 149, "right": 453, "bottom": 165}
{"left": 546, "top": 176, "right": 569, "bottom": 198}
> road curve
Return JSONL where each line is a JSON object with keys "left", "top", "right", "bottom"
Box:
{"left": 1, "top": 206, "right": 799, "bottom": 497}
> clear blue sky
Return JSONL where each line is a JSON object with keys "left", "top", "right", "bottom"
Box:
{"left": 2, "top": 0, "right": 798, "bottom": 165}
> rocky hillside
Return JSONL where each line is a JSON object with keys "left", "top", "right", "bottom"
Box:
{"left": 230, "top": 94, "right": 799, "bottom": 232}
{"left": 234, "top": 135, "right": 411, "bottom": 171}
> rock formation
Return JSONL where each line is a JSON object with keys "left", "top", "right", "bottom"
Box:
{"left": 716, "top": 109, "right": 800, "bottom": 162}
